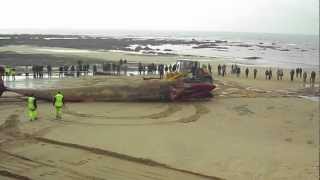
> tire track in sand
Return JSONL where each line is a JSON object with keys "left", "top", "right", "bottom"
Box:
{"left": 0, "top": 170, "right": 32, "bottom": 180}
{"left": 0, "top": 136, "right": 224, "bottom": 180}
{"left": 34, "top": 137, "right": 224, "bottom": 180}
{"left": 63, "top": 103, "right": 182, "bottom": 120}
{"left": 58, "top": 103, "right": 209, "bottom": 126}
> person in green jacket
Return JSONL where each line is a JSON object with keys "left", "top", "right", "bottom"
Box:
{"left": 5, "top": 66, "right": 10, "bottom": 81}
{"left": 27, "top": 94, "right": 37, "bottom": 121}
{"left": 53, "top": 91, "right": 64, "bottom": 119}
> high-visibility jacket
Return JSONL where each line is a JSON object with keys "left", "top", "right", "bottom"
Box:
{"left": 54, "top": 93, "right": 64, "bottom": 107}
{"left": 5, "top": 68, "right": 10, "bottom": 75}
{"left": 11, "top": 69, "right": 16, "bottom": 75}
{"left": 28, "top": 96, "right": 36, "bottom": 110}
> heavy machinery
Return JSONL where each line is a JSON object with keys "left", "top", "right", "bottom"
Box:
{"left": 164, "top": 59, "right": 215, "bottom": 100}
{"left": 167, "top": 59, "right": 213, "bottom": 83}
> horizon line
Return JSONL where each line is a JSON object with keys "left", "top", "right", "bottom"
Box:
{"left": 0, "top": 28, "right": 318, "bottom": 36}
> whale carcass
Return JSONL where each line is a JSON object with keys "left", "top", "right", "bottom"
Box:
{"left": 0, "top": 76, "right": 215, "bottom": 102}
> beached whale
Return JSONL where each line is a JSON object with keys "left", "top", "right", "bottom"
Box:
{"left": 0, "top": 76, "right": 215, "bottom": 102}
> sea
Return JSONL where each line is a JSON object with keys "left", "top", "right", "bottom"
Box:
{"left": 1, "top": 29, "right": 319, "bottom": 70}
{"left": 100, "top": 30, "right": 319, "bottom": 70}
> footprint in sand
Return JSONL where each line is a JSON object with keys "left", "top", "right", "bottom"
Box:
{"left": 0, "top": 113, "right": 20, "bottom": 130}
{"left": 232, "top": 104, "right": 254, "bottom": 116}
{"left": 306, "top": 140, "right": 313, "bottom": 144}
{"left": 266, "top": 106, "right": 275, "bottom": 110}
{"left": 285, "top": 138, "right": 293, "bottom": 142}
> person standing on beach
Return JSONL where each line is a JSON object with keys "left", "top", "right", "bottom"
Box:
{"left": 93, "top": 64, "right": 97, "bottom": 76}
{"left": 5, "top": 66, "right": 10, "bottom": 81}
{"left": 236, "top": 67, "right": 240, "bottom": 77}
{"left": 280, "top": 69, "right": 284, "bottom": 80}
{"left": 123, "top": 60, "right": 128, "bottom": 76}
{"left": 276, "top": 69, "right": 280, "bottom": 80}
{"left": 265, "top": 70, "right": 269, "bottom": 80}
{"left": 11, "top": 68, "right": 16, "bottom": 81}
{"left": 245, "top": 68, "right": 249, "bottom": 78}
{"left": 303, "top": 72, "right": 307, "bottom": 83}
{"left": 290, "top": 69, "right": 295, "bottom": 81}
{"left": 296, "top": 68, "right": 299, "bottom": 78}
{"left": 76, "top": 65, "right": 80, "bottom": 77}
{"left": 70, "top": 65, "right": 75, "bottom": 76}
{"left": 222, "top": 64, "right": 226, "bottom": 77}
{"left": 253, "top": 68, "right": 257, "bottom": 79}
{"left": 159, "top": 64, "right": 164, "bottom": 79}
{"left": 218, "top": 64, "right": 221, "bottom": 76}
{"left": 164, "top": 65, "right": 168, "bottom": 75}
{"left": 0, "top": 66, "right": 4, "bottom": 80}
{"left": 169, "top": 64, "right": 172, "bottom": 72}
{"left": 109, "top": 63, "right": 114, "bottom": 75}
{"left": 25, "top": 65, "right": 29, "bottom": 79}
{"left": 138, "top": 62, "right": 142, "bottom": 75}
{"left": 208, "top": 64, "right": 212, "bottom": 74}
{"left": 27, "top": 94, "right": 37, "bottom": 121}
{"left": 268, "top": 69, "right": 272, "bottom": 80}
{"left": 59, "top": 66, "right": 63, "bottom": 78}
{"left": 277, "top": 69, "right": 283, "bottom": 80}
{"left": 141, "top": 65, "right": 145, "bottom": 75}
{"left": 53, "top": 91, "right": 64, "bottom": 119}
{"left": 47, "top": 65, "right": 52, "bottom": 78}
{"left": 32, "top": 65, "right": 35, "bottom": 79}
{"left": 310, "top": 71, "right": 316, "bottom": 87}
{"left": 117, "top": 63, "right": 121, "bottom": 76}
{"left": 36, "top": 65, "right": 40, "bottom": 78}
{"left": 172, "top": 64, "right": 177, "bottom": 72}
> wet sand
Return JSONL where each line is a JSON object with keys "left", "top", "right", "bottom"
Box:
{"left": 0, "top": 73, "right": 319, "bottom": 180}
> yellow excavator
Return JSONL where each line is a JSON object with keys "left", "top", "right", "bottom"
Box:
{"left": 166, "top": 60, "right": 213, "bottom": 84}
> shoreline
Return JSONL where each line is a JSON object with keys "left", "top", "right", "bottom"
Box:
{"left": 0, "top": 33, "right": 318, "bottom": 69}
{"left": 0, "top": 45, "right": 319, "bottom": 72}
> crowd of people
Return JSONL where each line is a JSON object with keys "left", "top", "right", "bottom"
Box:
{"left": 138, "top": 63, "right": 163, "bottom": 75}
{"left": 58, "top": 63, "right": 92, "bottom": 78}
{"left": 0, "top": 60, "right": 318, "bottom": 88}
{"left": 1, "top": 62, "right": 98, "bottom": 81}
{"left": 32, "top": 65, "right": 47, "bottom": 79}
{"left": 0, "top": 66, "right": 16, "bottom": 81}
{"left": 137, "top": 62, "right": 187, "bottom": 79}
{"left": 216, "top": 64, "right": 317, "bottom": 87}
{"left": 102, "top": 59, "right": 128, "bottom": 76}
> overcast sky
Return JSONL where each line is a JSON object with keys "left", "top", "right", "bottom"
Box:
{"left": 0, "top": 0, "right": 318, "bottom": 35}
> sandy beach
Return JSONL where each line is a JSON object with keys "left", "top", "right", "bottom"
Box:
{"left": 1, "top": 0, "right": 319, "bottom": 179}
{"left": 0, "top": 34, "right": 319, "bottom": 180}
{"left": 0, "top": 71, "right": 319, "bottom": 180}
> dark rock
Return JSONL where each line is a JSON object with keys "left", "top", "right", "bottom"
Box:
{"left": 164, "top": 49, "right": 173, "bottom": 51}
{"left": 134, "top": 46, "right": 143, "bottom": 51}
{"left": 143, "top": 46, "right": 152, "bottom": 50}
{"left": 235, "top": 44, "right": 252, "bottom": 48}
{"left": 244, "top": 56, "right": 261, "bottom": 60}
{"left": 215, "top": 40, "right": 227, "bottom": 43}
{"left": 192, "top": 43, "right": 218, "bottom": 49}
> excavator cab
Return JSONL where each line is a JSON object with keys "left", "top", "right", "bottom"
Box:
{"left": 175, "top": 59, "right": 213, "bottom": 84}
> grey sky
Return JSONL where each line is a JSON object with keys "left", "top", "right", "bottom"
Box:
{"left": 0, "top": 0, "right": 318, "bottom": 35}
